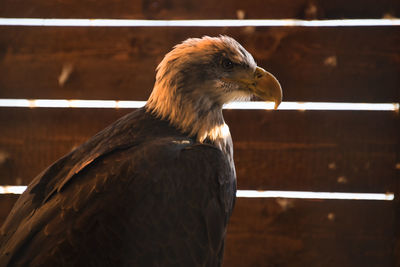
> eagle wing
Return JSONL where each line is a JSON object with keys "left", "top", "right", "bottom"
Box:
{"left": 0, "top": 136, "right": 236, "bottom": 266}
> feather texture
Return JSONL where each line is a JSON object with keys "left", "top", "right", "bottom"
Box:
{"left": 0, "top": 108, "right": 236, "bottom": 266}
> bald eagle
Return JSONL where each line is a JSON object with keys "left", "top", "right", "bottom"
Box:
{"left": 0, "top": 36, "right": 282, "bottom": 266}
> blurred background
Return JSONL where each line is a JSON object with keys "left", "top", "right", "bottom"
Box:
{"left": 0, "top": 0, "right": 399, "bottom": 266}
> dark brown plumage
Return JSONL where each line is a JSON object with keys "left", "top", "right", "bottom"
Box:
{"left": 0, "top": 36, "right": 281, "bottom": 266}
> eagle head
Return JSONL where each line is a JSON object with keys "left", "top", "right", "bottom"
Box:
{"left": 146, "top": 36, "right": 282, "bottom": 144}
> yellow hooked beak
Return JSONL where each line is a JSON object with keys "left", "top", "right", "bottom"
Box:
{"left": 222, "top": 66, "right": 282, "bottom": 109}
{"left": 250, "top": 67, "right": 282, "bottom": 109}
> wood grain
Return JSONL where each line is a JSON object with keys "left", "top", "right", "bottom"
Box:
{"left": 224, "top": 198, "right": 395, "bottom": 267}
{"left": 0, "top": 0, "right": 399, "bottom": 19}
{"left": 0, "top": 26, "right": 399, "bottom": 102}
{"left": 0, "top": 108, "right": 398, "bottom": 192}
{"left": 0, "top": 196, "right": 395, "bottom": 266}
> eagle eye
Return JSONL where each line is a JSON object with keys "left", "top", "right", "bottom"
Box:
{"left": 221, "top": 58, "right": 234, "bottom": 70}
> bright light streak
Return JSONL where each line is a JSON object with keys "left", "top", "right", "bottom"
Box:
{"left": 236, "top": 190, "right": 395, "bottom": 201}
{"left": 225, "top": 101, "right": 400, "bottom": 111}
{"left": 115, "top": 101, "right": 146, "bottom": 108}
{"left": 0, "top": 99, "right": 30, "bottom": 107}
{"left": 0, "top": 186, "right": 394, "bottom": 201}
{"left": 0, "top": 99, "right": 146, "bottom": 109}
{"left": 69, "top": 100, "right": 118, "bottom": 108}
{"left": 0, "top": 99, "right": 398, "bottom": 111}
{"left": 0, "top": 186, "right": 27, "bottom": 194}
{"left": 0, "top": 18, "right": 399, "bottom": 27}
{"left": 33, "top": 99, "right": 70, "bottom": 108}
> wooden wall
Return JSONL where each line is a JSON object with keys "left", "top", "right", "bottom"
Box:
{"left": 0, "top": 1, "right": 399, "bottom": 266}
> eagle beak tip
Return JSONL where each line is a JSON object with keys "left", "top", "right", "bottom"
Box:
{"left": 253, "top": 67, "right": 283, "bottom": 110}
{"left": 274, "top": 93, "right": 282, "bottom": 110}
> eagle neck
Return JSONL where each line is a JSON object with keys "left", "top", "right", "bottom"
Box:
{"left": 145, "top": 87, "right": 232, "bottom": 158}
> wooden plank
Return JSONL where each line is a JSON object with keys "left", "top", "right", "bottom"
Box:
{"left": 0, "top": 0, "right": 399, "bottom": 19}
{"left": 0, "top": 196, "right": 395, "bottom": 266}
{"left": 395, "top": 170, "right": 400, "bottom": 266}
{"left": 0, "top": 108, "right": 128, "bottom": 185}
{"left": 0, "top": 108, "right": 398, "bottom": 192}
{"left": 223, "top": 198, "right": 395, "bottom": 267}
{"left": 0, "top": 26, "right": 399, "bottom": 102}
{"left": 226, "top": 109, "right": 400, "bottom": 192}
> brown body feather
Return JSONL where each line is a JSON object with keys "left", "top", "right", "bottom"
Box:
{"left": 0, "top": 108, "right": 236, "bottom": 266}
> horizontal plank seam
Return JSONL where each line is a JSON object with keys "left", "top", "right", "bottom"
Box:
{"left": 0, "top": 186, "right": 394, "bottom": 200}
{"left": 0, "top": 18, "right": 400, "bottom": 27}
{"left": 0, "top": 99, "right": 399, "bottom": 111}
